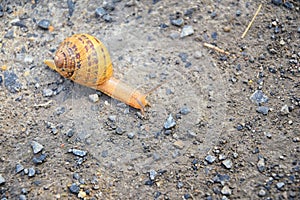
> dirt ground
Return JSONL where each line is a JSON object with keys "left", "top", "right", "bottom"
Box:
{"left": 0, "top": 0, "right": 299, "bottom": 199}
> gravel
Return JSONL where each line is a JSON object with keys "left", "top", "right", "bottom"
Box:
{"left": 37, "top": 19, "right": 50, "bottom": 30}
{"left": 250, "top": 90, "right": 269, "bottom": 105}
{"left": 164, "top": 114, "right": 176, "bottom": 129}
{"left": 222, "top": 159, "right": 233, "bottom": 169}
{"left": 69, "top": 149, "right": 87, "bottom": 157}
{"left": 0, "top": 174, "right": 5, "bottom": 185}
{"left": 31, "top": 141, "right": 44, "bottom": 154}
{"left": 180, "top": 25, "right": 194, "bottom": 38}
{"left": 205, "top": 155, "right": 216, "bottom": 164}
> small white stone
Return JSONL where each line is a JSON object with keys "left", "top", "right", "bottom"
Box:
{"left": 89, "top": 94, "right": 99, "bottom": 103}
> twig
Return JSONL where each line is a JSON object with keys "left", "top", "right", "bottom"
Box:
{"left": 203, "top": 43, "right": 231, "bottom": 56}
{"left": 241, "top": 4, "right": 262, "bottom": 39}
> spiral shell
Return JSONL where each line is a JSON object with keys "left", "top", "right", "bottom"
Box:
{"left": 44, "top": 33, "right": 148, "bottom": 113}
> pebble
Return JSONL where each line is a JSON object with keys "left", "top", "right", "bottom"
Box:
{"left": 89, "top": 94, "right": 99, "bottom": 103}
{"left": 177, "top": 181, "right": 183, "bottom": 189}
{"left": 28, "top": 167, "right": 35, "bottom": 177}
{"left": 222, "top": 159, "right": 233, "bottom": 169}
{"left": 250, "top": 90, "right": 269, "bottom": 105}
{"left": 179, "top": 106, "right": 190, "bottom": 115}
{"left": 280, "top": 104, "right": 289, "bottom": 115}
{"left": 276, "top": 182, "right": 285, "bottom": 189}
{"left": 256, "top": 106, "right": 269, "bottom": 115}
{"left": 42, "top": 88, "right": 54, "bottom": 97}
{"left": 264, "top": 132, "right": 272, "bottom": 139}
{"left": 173, "top": 140, "right": 185, "bottom": 149}
{"left": 221, "top": 185, "right": 231, "bottom": 195}
{"left": 223, "top": 26, "right": 231, "bottom": 32}
{"left": 16, "top": 163, "right": 24, "bottom": 173}
{"left": 257, "top": 157, "right": 265, "bottom": 172}
{"left": 95, "top": 7, "right": 107, "bottom": 17}
{"left": 149, "top": 169, "right": 157, "bottom": 180}
{"left": 0, "top": 174, "right": 5, "bottom": 185}
{"left": 213, "top": 173, "right": 230, "bottom": 185}
{"left": 211, "top": 32, "right": 218, "bottom": 40}
{"left": 258, "top": 189, "right": 266, "bottom": 197}
{"left": 108, "top": 115, "right": 116, "bottom": 122}
{"left": 69, "top": 149, "right": 87, "bottom": 157}
{"left": 219, "top": 154, "right": 226, "bottom": 160}
{"left": 115, "top": 127, "right": 124, "bottom": 135}
{"left": 103, "top": 14, "right": 113, "bottom": 22}
{"left": 283, "top": 1, "right": 294, "bottom": 9}
{"left": 183, "top": 193, "right": 191, "bottom": 199}
{"left": 55, "top": 106, "right": 65, "bottom": 115}
{"left": 164, "top": 114, "right": 176, "bottom": 129}
{"left": 37, "top": 19, "right": 51, "bottom": 30}
{"left": 73, "top": 173, "right": 80, "bottom": 180}
{"left": 236, "top": 10, "right": 241, "bottom": 16}
{"left": 4, "top": 30, "right": 14, "bottom": 39}
{"left": 31, "top": 141, "right": 44, "bottom": 154}
{"left": 272, "top": 0, "right": 282, "bottom": 6}
{"left": 32, "top": 154, "right": 47, "bottom": 164}
{"left": 4, "top": 71, "right": 22, "bottom": 93}
{"left": 66, "top": 129, "right": 74, "bottom": 137}
{"left": 180, "top": 25, "right": 194, "bottom": 38}
{"left": 69, "top": 183, "right": 80, "bottom": 194}
{"left": 179, "top": 52, "right": 188, "bottom": 62}
{"left": 67, "top": 0, "right": 75, "bottom": 16}
{"left": 0, "top": 5, "right": 3, "bottom": 17}
{"left": 78, "top": 191, "right": 86, "bottom": 198}
{"left": 171, "top": 18, "right": 184, "bottom": 27}
{"left": 205, "top": 155, "right": 216, "bottom": 164}
{"left": 19, "top": 195, "right": 26, "bottom": 200}
{"left": 127, "top": 132, "right": 135, "bottom": 139}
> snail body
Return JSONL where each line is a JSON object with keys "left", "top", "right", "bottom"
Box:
{"left": 44, "top": 33, "right": 148, "bottom": 113}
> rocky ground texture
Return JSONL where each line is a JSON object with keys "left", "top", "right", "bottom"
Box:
{"left": 0, "top": 0, "right": 299, "bottom": 199}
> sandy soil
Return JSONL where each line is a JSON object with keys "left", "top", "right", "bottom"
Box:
{"left": 0, "top": 0, "right": 299, "bottom": 199}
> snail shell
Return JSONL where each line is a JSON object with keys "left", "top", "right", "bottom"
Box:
{"left": 44, "top": 33, "right": 148, "bottom": 113}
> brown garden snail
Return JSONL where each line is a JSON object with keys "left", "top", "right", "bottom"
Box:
{"left": 44, "top": 33, "right": 149, "bottom": 113}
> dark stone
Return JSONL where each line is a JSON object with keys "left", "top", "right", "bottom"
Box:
{"left": 256, "top": 106, "right": 269, "bottom": 115}
{"left": 283, "top": 1, "right": 294, "bottom": 9}
{"left": 28, "top": 168, "right": 35, "bottom": 177}
{"left": 236, "top": 124, "right": 243, "bottom": 131}
{"left": 103, "top": 14, "right": 113, "bottom": 22}
{"left": 236, "top": 10, "right": 241, "bottom": 16}
{"left": 179, "top": 52, "right": 188, "bottom": 62}
{"left": 32, "top": 154, "right": 47, "bottom": 164}
{"left": 0, "top": 174, "right": 5, "bottom": 185}
{"left": 213, "top": 173, "right": 230, "bottom": 184}
{"left": 16, "top": 164, "right": 24, "bottom": 173}
{"left": 0, "top": 5, "right": 3, "bottom": 17}
{"left": 4, "top": 30, "right": 14, "bottom": 39}
{"left": 272, "top": 0, "right": 283, "bottom": 6}
{"left": 153, "top": 0, "right": 160, "bottom": 4}
{"left": 144, "top": 179, "right": 154, "bottom": 186}
{"left": 67, "top": 0, "right": 75, "bottom": 16}
{"left": 250, "top": 90, "right": 269, "bottom": 105}
{"left": 69, "top": 183, "right": 80, "bottom": 194}
{"left": 37, "top": 19, "right": 50, "bottom": 30}
{"left": 211, "top": 32, "right": 218, "bottom": 40}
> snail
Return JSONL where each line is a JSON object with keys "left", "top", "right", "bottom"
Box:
{"left": 44, "top": 33, "right": 149, "bottom": 113}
